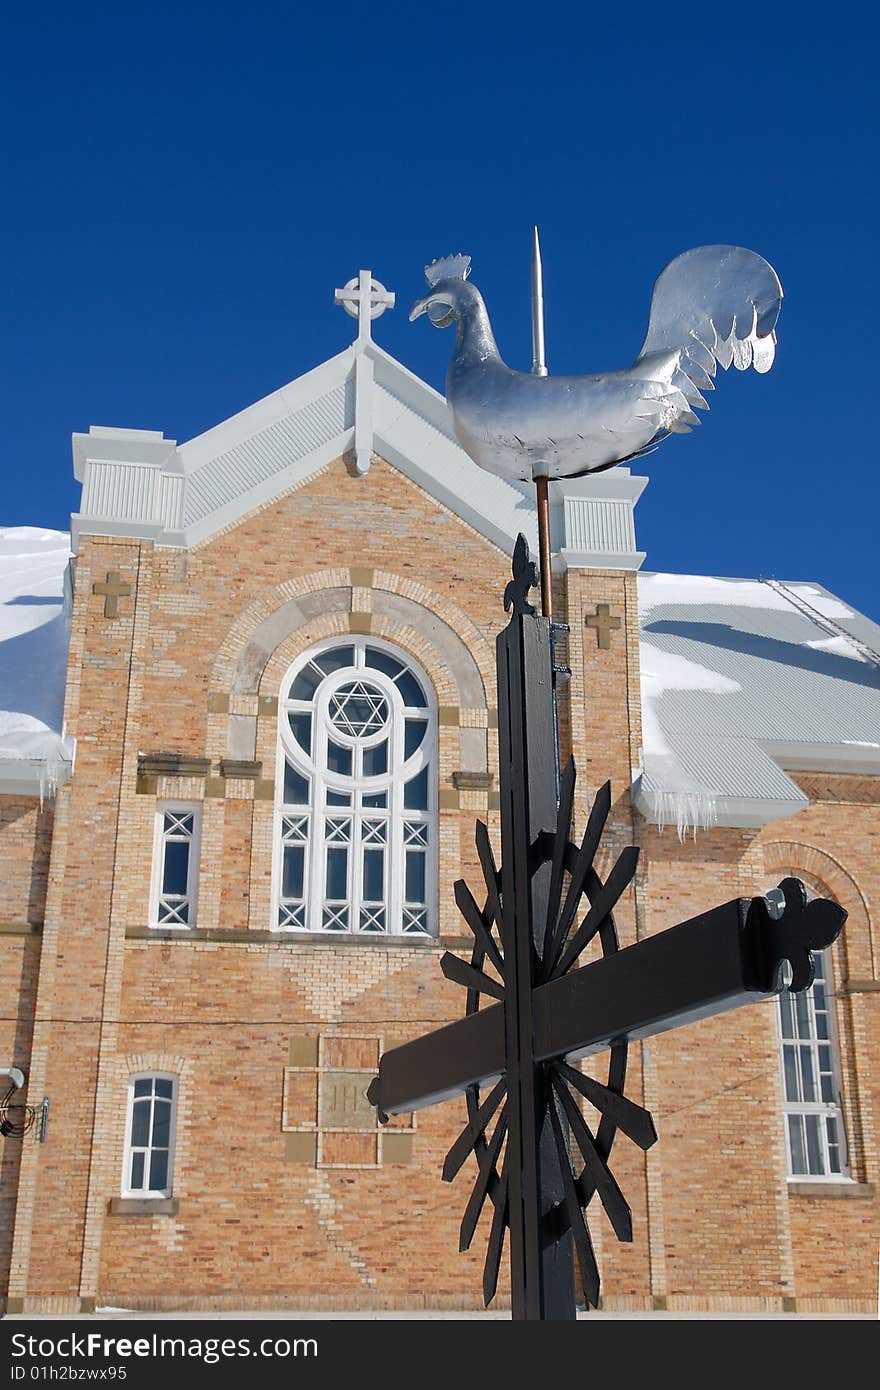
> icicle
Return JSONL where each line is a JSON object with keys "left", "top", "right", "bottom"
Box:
{"left": 653, "top": 788, "right": 719, "bottom": 843}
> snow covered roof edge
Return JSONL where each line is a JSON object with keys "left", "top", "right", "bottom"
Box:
{"left": 0, "top": 528, "right": 75, "bottom": 800}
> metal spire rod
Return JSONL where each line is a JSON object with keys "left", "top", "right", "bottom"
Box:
{"left": 531, "top": 227, "right": 552, "bottom": 621}
{"left": 530, "top": 226, "right": 548, "bottom": 378}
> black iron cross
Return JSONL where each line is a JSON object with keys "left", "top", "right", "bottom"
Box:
{"left": 367, "top": 537, "right": 846, "bottom": 1321}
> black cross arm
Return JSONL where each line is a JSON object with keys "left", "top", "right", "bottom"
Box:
{"left": 367, "top": 1002, "right": 506, "bottom": 1117}
{"left": 367, "top": 881, "right": 845, "bottom": 1118}
{"left": 533, "top": 889, "right": 843, "bottom": 1063}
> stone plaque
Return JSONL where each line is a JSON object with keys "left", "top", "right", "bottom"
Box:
{"left": 319, "top": 1070, "right": 375, "bottom": 1130}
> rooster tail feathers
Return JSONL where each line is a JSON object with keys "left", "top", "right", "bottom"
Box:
{"left": 634, "top": 245, "right": 782, "bottom": 429}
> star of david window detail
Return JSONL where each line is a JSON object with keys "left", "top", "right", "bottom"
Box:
{"left": 274, "top": 639, "right": 437, "bottom": 936}
{"left": 328, "top": 682, "right": 389, "bottom": 738}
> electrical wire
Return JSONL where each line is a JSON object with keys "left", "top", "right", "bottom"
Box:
{"left": 0, "top": 1084, "right": 38, "bottom": 1139}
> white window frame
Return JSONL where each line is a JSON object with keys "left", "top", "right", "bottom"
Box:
{"left": 150, "top": 803, "right": 201, "bottom": 929}
{"left": 775, "top": 938, "right": 850, "bottom": 1183}
{"left": 121, "top": 1072, "right": 178, "bottom": 1198}
{"left": 272, "top": 636, "right": 438, "bottom": 937}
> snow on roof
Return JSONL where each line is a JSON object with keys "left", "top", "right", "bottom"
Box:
{"left": 638, "top": 572, "right": 857, "bottom": 623}
{"left": 0, "top": 527, "right": 73, "bottom": 797}
{"left": 636, "top": 571, "right": 880, "bottom": 837}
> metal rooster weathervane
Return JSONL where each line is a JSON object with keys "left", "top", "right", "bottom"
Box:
{"left": 410, "top": 233, "right": 783, "bottom": 618}
{"left": 367, "top": 235, "right": 842, "bottom": 1321}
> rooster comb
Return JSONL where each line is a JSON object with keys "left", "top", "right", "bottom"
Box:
{"left": 424, "top": 254, "right": 471, "bottom": 286}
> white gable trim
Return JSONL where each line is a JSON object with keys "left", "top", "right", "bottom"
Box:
{"left": 70, "top": 341, "right": 648, "bottom": 568}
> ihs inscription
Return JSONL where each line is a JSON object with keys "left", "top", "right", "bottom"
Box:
{"left": 319, "top": 1071, "right": 376, "bottom": 1130}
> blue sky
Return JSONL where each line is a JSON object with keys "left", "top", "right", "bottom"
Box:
{"left": 2, "top": 3, "right": 877, "bottom": 618}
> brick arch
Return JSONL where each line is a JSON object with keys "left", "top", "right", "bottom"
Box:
{"left": 121, "top": 1053, "right": 192, "bottom": 1077}
{"left": 260, "top": 619, "right": 455, "bottom": 707}
{"left": 761, "top": 839, "right": 873, "bottom": 979}
{"left": 208, "top": 566, "right": 494, "bottom": 711}
{"left": 253, "top": 619, "right": 479, "bottom": 780}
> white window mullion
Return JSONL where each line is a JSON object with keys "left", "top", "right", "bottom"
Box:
{"left": 313, "top": 687, "right": 331, "bottom": 933}
{"left": 390, "top": 690, "right": 404, "bottom": 935}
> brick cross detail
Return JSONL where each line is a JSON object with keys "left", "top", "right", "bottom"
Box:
{"left": 92, "top": 571, "right": 132, "bottom": 618}
{"left": 585, "top": 602, "right": 621, "bottom": 650}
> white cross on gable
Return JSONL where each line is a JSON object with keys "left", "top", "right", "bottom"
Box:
{"left": 334, "top": 270, "right": 395, "bottom": 345}
{"left": 333, "top": 269, "right": 395, "bottom": 478}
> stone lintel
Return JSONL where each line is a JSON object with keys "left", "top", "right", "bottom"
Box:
{"left": 451, "top": 770, "right": 493, "bottom": 791}
{"left": 138, "top": 754, "right": 211, "bottom": 778}
{"left": 219, "top": 759, "right": 263, "bottom": 780}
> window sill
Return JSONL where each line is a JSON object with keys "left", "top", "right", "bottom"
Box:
{"left": 108, "top": 1197, "right": 179, "bottom": 1216}
{"left": 127, "top": 926, "right": 438, "bottom": 946}
{"left": 787, "top": 1181, "right": 874, "bottom": 1200}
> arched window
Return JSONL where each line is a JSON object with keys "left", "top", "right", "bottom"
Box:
{"left": 769, "top": 885, "right": 849, "bottom": 1180}
{"left": 122, "top": 1073, "right": 177, "bottom": 1197}
{"left": 274, "top": 638, "right": 436, "bottom": 936}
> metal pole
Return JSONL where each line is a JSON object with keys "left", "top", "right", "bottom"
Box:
{"left": 535, "top": 475, "right": 553, "bottom": 622}
{"left": 531, "top": 228, "right": 553, "bottom": 623}
{"left": 496, "top": 601, "right": 575, "bottom": 1320}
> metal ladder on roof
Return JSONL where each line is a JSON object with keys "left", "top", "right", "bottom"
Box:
{"left": 761, "top": 577, "right": 880, "bottom": 667}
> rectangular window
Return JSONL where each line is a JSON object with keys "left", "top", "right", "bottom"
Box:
{"left": 151, "top": 804, "right": 200, "bottom": 928}
{"left": 777, "top": 949, "right": 848, "bottom": 1180}
{"left": 123, "top": 1074, "right": 177, "bottom": 1197}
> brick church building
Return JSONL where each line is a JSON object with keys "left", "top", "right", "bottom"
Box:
{"left": 1, "top": 274, "right": 877, "bottom": 1315}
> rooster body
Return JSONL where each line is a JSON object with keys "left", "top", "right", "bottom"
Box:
{"left": 410, "top": 246, "right": 783, "bottom": 482}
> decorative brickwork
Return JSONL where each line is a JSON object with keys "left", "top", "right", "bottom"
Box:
{"left": 282, "top": 1034, "right": 415, "bottom": 1169}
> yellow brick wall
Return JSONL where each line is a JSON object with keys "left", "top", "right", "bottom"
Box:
{"left": 1, "top": 455, "right": 876, "bottom": 1314}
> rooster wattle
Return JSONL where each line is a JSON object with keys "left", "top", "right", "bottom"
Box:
{"left": 409, "top": 246, "right": 783, "bottom": 483}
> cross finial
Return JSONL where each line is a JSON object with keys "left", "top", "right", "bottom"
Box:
{"left": 334, "top": 270, "right": 395, "bottom": 345}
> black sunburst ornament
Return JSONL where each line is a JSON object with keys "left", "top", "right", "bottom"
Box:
{"left": 442, "top": 762, "right": 658, "bottom": 1307}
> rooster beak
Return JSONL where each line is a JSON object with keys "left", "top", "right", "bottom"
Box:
{"left": 409, "top": 294, "right": 432, "bottom": 322}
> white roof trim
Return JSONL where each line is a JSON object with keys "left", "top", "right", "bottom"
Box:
{"left": 0, "top": 750, "right": 74, "bottom": 800}
{"left": 760, "top": 739, "right": 880, "bottom": 775}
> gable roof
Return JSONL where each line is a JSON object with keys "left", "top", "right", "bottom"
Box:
{"left": 634, "top": 572, "right": 880, "bottom": 835}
